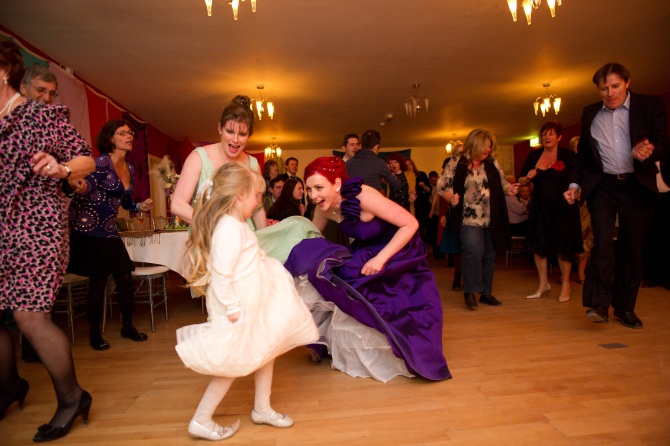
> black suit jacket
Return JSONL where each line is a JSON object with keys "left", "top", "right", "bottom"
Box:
{"left": 569, "top": 91, "right": 669, "bottom": 200}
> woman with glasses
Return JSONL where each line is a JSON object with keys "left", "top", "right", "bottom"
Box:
{"left": 67, "top": 119, "right": 153, "bottom": 351}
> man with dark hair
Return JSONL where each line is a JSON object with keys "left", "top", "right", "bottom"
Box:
{"left": 565, "top": 62, "right": 669, "bottom": 329}
{"left": 263, "top": 177, "right": 284, "bottom": 214}
{"left": 278, "top": 157, "right": 299, "bottom": 180}
{"left": 345, "top": 129, "right": 401, "bottom": 192}
{"left": 20, "top": 65, "right": 58, "bottom": 104}
{"left": 341, "top": 133, "right": 360, "bottom": 162}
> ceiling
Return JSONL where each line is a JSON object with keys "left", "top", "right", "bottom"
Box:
{"left": 1, "top": 0, "right": 669, "bottom": 151}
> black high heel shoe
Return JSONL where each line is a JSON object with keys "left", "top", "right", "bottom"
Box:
{"left": 33, "top": 390, "right": 92, "bottom": 443}
{"left": 0, "top": 378, "right": 29, "bottom": 420}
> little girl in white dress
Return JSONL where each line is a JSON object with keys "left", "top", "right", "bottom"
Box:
{"left": 175, "top": 162, "right": 318, "bottom": 441}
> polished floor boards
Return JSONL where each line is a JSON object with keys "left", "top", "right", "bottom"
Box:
{"left": 2, "top": 257, "right": 670, "bottom": 445}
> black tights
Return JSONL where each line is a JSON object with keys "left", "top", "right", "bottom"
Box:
{"left": 0, "top": 310, "right": 83, "bottom": 427}
{"left": 87, "top": 272, "right": 136, "bottom": 340}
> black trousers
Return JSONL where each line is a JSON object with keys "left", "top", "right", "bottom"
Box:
{"left": 583, "top": 175, "right": 656, "bottom": 312}
{"left": 642, "top": 192, "right": 670, "bottom": 284}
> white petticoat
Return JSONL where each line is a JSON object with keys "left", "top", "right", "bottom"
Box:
{"left": 175, "top": 256, "right": 318, "bottom": 377}
{"left": 294, "top": 275, "right": 414, "bottom": 383}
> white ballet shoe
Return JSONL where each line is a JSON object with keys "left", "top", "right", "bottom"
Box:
{"left": 251, "top": 409, "right": 294, "bottom": 428}
{"left": 526, "top": 284, "right": 551, "bottom": 299}
{"left": 188, "top": 418, "right": 240, "bottom": 441}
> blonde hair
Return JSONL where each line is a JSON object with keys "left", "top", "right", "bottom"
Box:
{"left": 451, "top": 143, "right": 464, "bottom": 157}
{"left": 186, "top": 162, "right": 266, "bottom": 296}
{"left": 462, "top": 129, "right": 497, "bottom": 164}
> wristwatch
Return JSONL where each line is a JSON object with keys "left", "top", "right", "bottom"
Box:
{"left": 62, "top": 164, "right": 72, "bottom": 179}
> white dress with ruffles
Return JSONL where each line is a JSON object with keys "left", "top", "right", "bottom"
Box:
{"left": 176, "top": 215, "right": 318, "bottom": 377}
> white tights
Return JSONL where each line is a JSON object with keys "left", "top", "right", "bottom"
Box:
{"left": 192, "top": 359, "right": 275, "bottom": 430}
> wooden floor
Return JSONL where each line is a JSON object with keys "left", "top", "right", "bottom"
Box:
{"left": 2, "top": 256, "right": 670, "bottom": 445}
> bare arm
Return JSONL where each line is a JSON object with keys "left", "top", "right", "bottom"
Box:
{"left": 358, "top": 185, "right": 418, "bottom": 275}
{"left": 169, "top": 151, "right": 203, "bottom": 224}
{"left": 252, "top": 206, "right": 267, "bottom": 230}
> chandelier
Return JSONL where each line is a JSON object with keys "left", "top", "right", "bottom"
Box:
{"left": 507, "top": 0, "right": 562, "bottom": 25}
{"left": 533, "top": 83, "right": 561, "bottom": 117}
{"left": 404, "top": 83, "right": 429, "bottom": 117}
{"left": 265, "top": 137, "right": 282, "bottom": 160}
{"left": 252, "top": 85, "right": 274, "bottom": 120}
{"left": 445, "top": 134, "right": 462, "bottom": 154}
{"left": 204, "top": 0, "right": 257, "bottom": 20}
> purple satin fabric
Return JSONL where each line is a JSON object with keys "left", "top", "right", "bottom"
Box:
{"left": 285, "top": 178, "right": 451, "bottom": 381}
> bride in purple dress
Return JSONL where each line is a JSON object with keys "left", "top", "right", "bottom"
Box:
{"left": 284, "top": 157, "right": 450, "bottom": 381}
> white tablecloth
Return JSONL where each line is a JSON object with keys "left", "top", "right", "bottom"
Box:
{"left": 122, "top": 231, "right": 189, "bottom": 278}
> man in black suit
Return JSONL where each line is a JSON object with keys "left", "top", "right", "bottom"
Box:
{"left": 565, "top": 62, "right": 669, "bottom": 329}
{"left": 345, "top": 129, "right": 401, "bottom": 192}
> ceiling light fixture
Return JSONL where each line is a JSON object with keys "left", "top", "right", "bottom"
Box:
{"left": 446, "top": 134, "right": 462, "bottom": 154}
{"left": 204, "top": 0, "right": 257, "bottom": 19}
{"left": 507, "top": 0, "right": 562, "bottom": 25}
{"left": 265, "top": 137, "right": 282, "bottom": 160}
{"left": 379, "top": 113, "right": 394, "bottom": 127}
{"left": 533, "top": 83, "right": 561, "bottom": 117}
{"left": 252, "top": 85, "right": 274, "bottom": 120}
{"left": 404, "top": 83, "right": 429, "bottom": 117}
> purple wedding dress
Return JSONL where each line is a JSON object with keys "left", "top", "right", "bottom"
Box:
{"left": 285, "top": 178, "right": 451, "bottom": 381}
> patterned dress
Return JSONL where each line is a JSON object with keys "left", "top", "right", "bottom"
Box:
{"left": 67, "top": 154, "right": 143, "bottom": 279}
{"left": 0, "top": 101, "right": 91, "bottom": 312}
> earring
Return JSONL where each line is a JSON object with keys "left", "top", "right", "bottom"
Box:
{"left": 335, "top": 188, "right": 340, "bottom": 192}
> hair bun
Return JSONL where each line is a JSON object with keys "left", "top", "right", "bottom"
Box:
{"left": 232, "top": 95, "right": 252, "bottom": 110}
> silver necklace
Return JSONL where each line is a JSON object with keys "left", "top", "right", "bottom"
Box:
{"left": 331, "top": 210, "right": 342, "bottom": 223}
{"left": 0, "top": 92, "right": 20, "bottom": 116}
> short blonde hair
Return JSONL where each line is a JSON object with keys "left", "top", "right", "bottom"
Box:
{"left": 462, "top": 129, "right": 496, "bottom": 164}
{"left": 186, "top": 162, "right": 265, "bottom": 295}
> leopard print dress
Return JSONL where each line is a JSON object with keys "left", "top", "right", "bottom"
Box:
{"left": 0, "top": 100, "right": 91, "bottom": 312}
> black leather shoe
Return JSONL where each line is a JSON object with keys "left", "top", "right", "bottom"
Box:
{"left": 0, "top": 378, "right": 29, "bottom": 420}
{"left": 479, "top": 295, "right": 502, "bottom": 306}
{"left": 464, "top": 293, "right": 477, "bottom": 310}
{"left": 613, "top": 310, "right": 643, "bottom": 329}
{"left": 585, "top": 306, "right": 609, "bottom": 323}
{"left": 89, "top": 337, "right": 110, "bottom": 351}
{"left": 33, "top": 390, "right": 92, "bottom": 442}
{"left": 121, "top": 328, "right": 148, "bottom": 342}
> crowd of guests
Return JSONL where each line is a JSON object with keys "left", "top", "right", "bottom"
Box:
{"left": 1, "top": 40, "right": 668, "bottom": 444}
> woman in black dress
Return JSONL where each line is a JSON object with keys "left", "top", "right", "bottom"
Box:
{"left": 520, "top": 121, "right": 583, "bottom": 302}
{"left": 267, "top": 177, "right": 305, "bottom": 221}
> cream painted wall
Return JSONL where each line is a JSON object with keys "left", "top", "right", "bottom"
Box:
{"left": 253, "top": 145, "right": 515, "bottom": 179}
